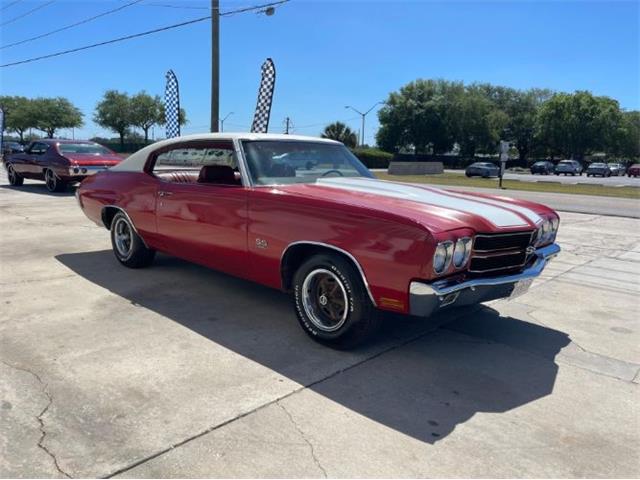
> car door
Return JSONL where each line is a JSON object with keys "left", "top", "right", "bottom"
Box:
{"left": 8, "top": 142, "right": 39, "bottom": 177}
{"left": 151, "top": 141, "right": 249, "bottom": 279}
{"left": 27, "top": 142, "right": 50, "bottom": 177}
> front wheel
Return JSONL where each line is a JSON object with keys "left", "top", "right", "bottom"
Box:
{"left": 6, "top": 165, "right": 24, "bottom": 186}
{"left": 110, "top": 212, "right": 155, "bottom": 268}
{"left": 293, "top": 253, "right": 381, "bottom": 349}
{"left": 45, "top": 168, "right": 66, "bottom": 192}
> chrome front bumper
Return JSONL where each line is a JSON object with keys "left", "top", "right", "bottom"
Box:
{"left": 68, "top": 166, "right": 110, "bottom": 176}
{"left": 409, "top": 243, "right": 560, "bottom": 317}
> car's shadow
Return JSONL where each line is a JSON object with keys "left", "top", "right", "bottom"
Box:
{"left": 0, "top": 183, "right": 77, "bottom": 197}
{"left": 56, "top": 250, "right": 570, "bottom": 444}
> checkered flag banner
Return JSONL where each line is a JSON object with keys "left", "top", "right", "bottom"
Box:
{"left": 251, "top": 58, "right": 276, "bottom": 133}
{"left": 165, "top": 69, "right": 180, "bottom": 138}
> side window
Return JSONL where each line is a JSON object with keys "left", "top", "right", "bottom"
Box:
{"left": 30, "top": 143, "right": 49, "bottom": 155}
{"left": 152, "top": 142, "right": 240, "bottom": 186}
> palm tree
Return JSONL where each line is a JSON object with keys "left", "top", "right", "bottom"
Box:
{"left": 321, "top": 121, "right": 358, "bottom": 148}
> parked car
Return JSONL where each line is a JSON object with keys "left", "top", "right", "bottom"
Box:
{"left": 586, "top": 163, "right": 612, "bottom": 177}
{"left": 554, "top": 160, "right": 583, "bottom": 176}
{"left": 530, "top": 161, "right": 555, "bottom": 175}
{"left": 628, "top": 164, "right": 640, "bottom": 177}
{"left": 2, "top": 141, "right": 25, "bottom": 156}
{"left": 3, "top": 139, "right": 123, "bottom": 192}
{"left": 465, "top": 162, "right": 500, "bottom": 178}
{"left": 77, "top": 133, "right": 561, "bottom": 348}
{"left": 608, "top": 163, "right": 626, "bottom": 176}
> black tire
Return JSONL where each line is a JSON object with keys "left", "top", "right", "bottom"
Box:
{"left": 292, "top": 253, "right": 381, "bottom": 349}
{"left": 6, "top": 164, "right": 24, "bottom": 186}
{"left": 110, "top": 212, "right": 155, "bottom": 268}
{"left": 465, "top": 173, "right": 472, "bottom": 177}
{"left": 44, "top": 168, "right": 66, "bottom": 192}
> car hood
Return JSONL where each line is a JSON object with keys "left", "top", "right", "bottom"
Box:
{"left": 279, "top": 177, "right": 550, "bottom": 233}
{"left": 63, "top": 153, "right": 122, "bottom": 165}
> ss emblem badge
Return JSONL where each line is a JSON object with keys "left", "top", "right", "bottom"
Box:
{"left": 255, "top": 238, "right": 268, "bottom": 249}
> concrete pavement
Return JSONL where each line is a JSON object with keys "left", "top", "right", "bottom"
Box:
{"left": 1, "top": 178, "right": 639, "bottom": 478}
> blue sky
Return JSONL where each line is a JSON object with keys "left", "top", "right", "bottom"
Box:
{"left": 1, "top": 0, "right": 639, "bottom": 144}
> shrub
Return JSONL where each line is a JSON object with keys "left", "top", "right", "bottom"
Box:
{"left": 351, "top": 148, "right": 393, "bottom": 169}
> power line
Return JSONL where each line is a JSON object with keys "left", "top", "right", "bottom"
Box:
{"left": 0, "top": 0, "right": 55, "bottom": 27}
{"left": 0, "top": 0, "right": 24, "bottom": 13}
{"left": 1, "top": 0, "right": 289, "bottom": 68}
{"left": 1, "top": 0, "right": 145, "bottom": 50}
{"left": 144, "top": 0, "right": 288, "bottom": 15}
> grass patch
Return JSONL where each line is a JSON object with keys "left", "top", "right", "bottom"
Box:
{"left": 375, "top": 172, "right": 640, "bottom": 199}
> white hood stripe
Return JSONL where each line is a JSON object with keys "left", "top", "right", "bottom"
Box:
{"left": 417, "top": 185, "right": 543, "bottom": 225}
{"left": 316, "top": 178, "right": 537, "bottom": 228}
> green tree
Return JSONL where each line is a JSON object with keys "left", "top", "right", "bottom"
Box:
{"left": 32, "top": 97, "right": 83, "bottom": 138}
{"left": 615, "top": 111, "right": 640, "bottom": 159}
{"left": 0, "top": 96, "right": 37, "bottom": 142}
{"left": 94, "top": 90, "right": 132, "bottom": 149}
{"left": 536, "top": 91, "right": 624, "bottom": 160}
{"left": 376, "top": 79, "right": 464, "bottom": 154}
{"left": 130, "top": 92, "right": 163, "bottom": 143}
{"left": 321, "top": 121, "right": 358, "bottom": 147}
{"left": 456, "top": 85, "right": 508, "bottom": 157}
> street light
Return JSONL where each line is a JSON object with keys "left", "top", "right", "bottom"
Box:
{"left": 219, "top": 111, "right": 233, "bottom": 132}
{"left": 345, "top": 101, "right": 384, "bottom": 147}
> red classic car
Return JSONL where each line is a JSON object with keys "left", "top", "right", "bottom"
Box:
{"left": 4, "top": 139, "right": 122, "bottom": 192}
{"left": 628, "top": 164, "right": 640, "bottom": 177}
{"left": 77, "top": 133, "right": 561, "bottom": 348}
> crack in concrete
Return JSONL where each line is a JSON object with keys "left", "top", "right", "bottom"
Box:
{"left": 276, "top": 401, "right": 328, "bottom": 478}
{"left": 101, "top": 320, "right": 452, "bottom": 478}
{"left": 1, "top": 361, "right": 72, "bottom": 478}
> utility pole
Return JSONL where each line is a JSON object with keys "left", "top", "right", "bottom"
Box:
{"left": 210, "top": 0, "right": 220, "bottom": 132}
{"left": 345, "top": 101, "right": 384, "bottom": 147}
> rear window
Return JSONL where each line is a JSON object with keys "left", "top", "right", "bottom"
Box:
{"left": 58, "top": 143, "right": 111, "bottom": 155}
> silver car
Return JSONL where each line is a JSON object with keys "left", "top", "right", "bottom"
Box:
{"left": 465, "top": 162, "right": 500, "bottom": 178}
{"left": 554, "top": 160, "right": 583, "bottom": 176}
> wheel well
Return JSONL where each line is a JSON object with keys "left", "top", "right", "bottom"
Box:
{"left": 101, "top": 206, "right": 120, "bottom": 230}
{"left": 280, "top": 243, "right": 365, "bottom": 293}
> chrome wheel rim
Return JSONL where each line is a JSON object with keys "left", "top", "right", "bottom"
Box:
{"left": 114, "top": 218, "right": 133, "bottom": 258}
{"left": 301, "top": 268, "right": 348, "bottom": 332}
{"left": 45, "top": 169, "right": 56, "bottom": 191}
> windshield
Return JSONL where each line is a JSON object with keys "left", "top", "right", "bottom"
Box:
{"left": 58, "top": 143, "right": 111, "bottom": 155}
{"left": 590, "top": 163, "right": 605, "bottom": 167}
{"left": 242, "top": 140, "right": 373, "bottom": 185}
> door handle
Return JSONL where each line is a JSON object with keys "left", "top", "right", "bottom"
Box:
{"left": 158, "top": 191, "right": 173, "bottom": 197}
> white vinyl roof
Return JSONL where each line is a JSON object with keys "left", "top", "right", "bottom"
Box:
{"left": 111, "top": 133, "right": 341, "bottom": 172}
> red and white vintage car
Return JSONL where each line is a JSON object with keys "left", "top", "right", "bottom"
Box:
{"left": 5, "top": 139, "right": 122, "bottom": 192}
{"left": 77, "top": 133, "right": 560, "bottom": 347}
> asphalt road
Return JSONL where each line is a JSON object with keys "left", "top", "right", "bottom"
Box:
{"left": 433, "top": 184, "right": 640, "bottom": 219}
{"left": 1, "top": 177, "right": 639, "bottom": 478}
{"left": 448, "top": 169, "right": 640, "bottom": 187}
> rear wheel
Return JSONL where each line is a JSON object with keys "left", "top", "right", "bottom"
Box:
{"left": 45, "top": 168, "right": 66, "bottom": 192}
{"left": 6, "top": 165, "right": 24, "bottom": 186}
{"left": 110, "top": 212, "right": 155, "bottom": 268}
{"left": 293, "top": 253, "right": 381, "bottom": 349}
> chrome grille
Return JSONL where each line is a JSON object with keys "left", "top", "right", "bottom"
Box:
{"left": 469, "top": 231, "right": 535, "bottom": 274}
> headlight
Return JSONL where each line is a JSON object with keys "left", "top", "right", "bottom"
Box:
{"left": 551, "top": 217, "right": 559, "bottom": 234}
{"left": 433, "top": 241, "right": 453, "bottom": 274}
{"left": 452, "top": 237, "right": 472, "bottom": 268}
